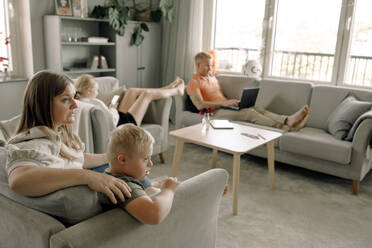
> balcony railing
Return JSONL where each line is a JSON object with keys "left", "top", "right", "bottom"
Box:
{"left": 214, "top": 48, "right": 372, "bottom": 86}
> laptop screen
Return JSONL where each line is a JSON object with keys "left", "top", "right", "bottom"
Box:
{"left": 239, "top": 88, "right": 259, "bottom": 109}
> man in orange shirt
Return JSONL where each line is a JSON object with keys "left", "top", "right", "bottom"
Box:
{"left": 186, "top": 52, "right": 308, "bottom": 131}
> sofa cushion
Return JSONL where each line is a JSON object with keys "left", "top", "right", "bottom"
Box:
{"left": 279, "top": 127, "right": 352, "bottom": 164}
{"left": 0, "top": 147, "right": 102, "bottom": 225}
{"left": 217, "top": 75, "right": 259, "bottom": 99}
{"left": 307, "top": 85, "right": 372, "bottom": 130}
{"left": 255, "top": 79, "right": 313, "bottom": 116}
{"left": 327, "top": 95, "right": 372, "bottom": 140}
{"left": 0, "top": 115, "right": 20, "bottom": 141}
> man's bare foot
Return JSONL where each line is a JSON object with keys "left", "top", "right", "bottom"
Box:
{"left": 223, "top": 184, "right": 228, "bottom": 196}
{"left": 291, "top": 113, "right": 309, "bottom": 132}
{"left": 282, "top": 124, "right": 291, "bottom": 131}
{"left": 286, "top": 105, "right": 309, "bottom": 128}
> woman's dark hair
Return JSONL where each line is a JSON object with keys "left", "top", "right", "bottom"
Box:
{"left": 17, "top": 70, "right": 73, "bottom": 133}
{"left": 15, "top": 70, "right": 83, "bottom": 160}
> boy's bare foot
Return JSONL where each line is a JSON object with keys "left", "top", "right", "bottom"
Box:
{"left": 286, "top": 105, "right": 309, "bottom": 128}
{"left": 223, "top": 184, "right": 228, "bottom": 196}
{"left": 291, "top": 113, "right": 309, "bottom": 132}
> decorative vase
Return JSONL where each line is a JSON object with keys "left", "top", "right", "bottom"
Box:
{"left": 201, "top": 112, "right": 210, "bottom": 132}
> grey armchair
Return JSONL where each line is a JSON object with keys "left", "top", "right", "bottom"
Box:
{"left": 84, "top": 77, "right": 172, "bottom": 162}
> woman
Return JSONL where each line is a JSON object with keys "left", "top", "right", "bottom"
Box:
{"left": 6, "top": 70, "right": 131, "bottom": 204}
{"left": 74, "top": 74, "right": 184, "bottom": 127}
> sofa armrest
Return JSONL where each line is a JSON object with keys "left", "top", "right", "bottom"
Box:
{"left": 0, "top": 194, "right": 65, "bottom": 248}
{"left": 142, "top": 97, "right": 172, "bottom": 148}
{"left": 90, "top": 107, "right": 113, "bottom": 154}
{"left": 352, "top": 119, "right": 372, "bottom": 153}
{"left": 175, "top": 95, "right": 186, "bottom": 129}
{"left": 50, "top": 168, "right": 228, "bottom": 248}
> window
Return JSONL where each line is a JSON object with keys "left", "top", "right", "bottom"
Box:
{"left": 212, "top": 0, "right": 372, "bottom": 88}
{"left": 0, "top": 0, "right": 11, "bottom": 74}
{"left": 344, "top": 0, "right": 372, "bottom": 87}
{"left": 214, "top": 0, "right": 265, "bottom": 72}
{"left": 270, "top": 0, "right": 341, "bottom": 82}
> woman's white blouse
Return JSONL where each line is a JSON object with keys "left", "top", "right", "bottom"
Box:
{"left": 5, "top": 127, "right": 84, "bottom": 176}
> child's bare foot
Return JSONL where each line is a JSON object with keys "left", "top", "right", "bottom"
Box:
{"left": 286, "top": 105, "right": 309, "bottom": 128}
{"left": 175, "top": 78, "right": 185, "bottom": 96}
{"left": 223, "top": 184, "right": 228, "bottom": 196}
{"left": 291, "top": 113, "right": 308, "bottom": 132}
{"left": 163, "top": 77, "right": 183, "bottom": 89}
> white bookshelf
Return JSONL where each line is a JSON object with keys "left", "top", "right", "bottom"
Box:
{"left": 43, "top": 15, "right": 116, "bottom": 77}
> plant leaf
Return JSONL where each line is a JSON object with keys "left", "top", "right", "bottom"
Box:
{"left": 150, "top": 9, "right": 162, "bottom": 22}
{"left": 166, "top": 5, "right": 173, "bottom": 22}
{"left": 141, "top": 23, "right": 149, "bottom": 32}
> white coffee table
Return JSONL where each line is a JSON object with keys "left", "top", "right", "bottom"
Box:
{"left": 169, "top": 122, "right": 282, "bottom": 215}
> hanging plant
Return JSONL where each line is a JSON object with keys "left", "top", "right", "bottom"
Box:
{"left": 90, "top": 0, "right": 174, "bottom": 46}
{"left": 131, "top": 22, "right": 149, "bottom": 46}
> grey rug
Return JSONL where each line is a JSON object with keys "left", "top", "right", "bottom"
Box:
{"left": 150, "top": 139, "right": 372, "bottom": 248}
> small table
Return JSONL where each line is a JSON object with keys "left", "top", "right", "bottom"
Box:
{"left": 169, "top": 122, "right": 282, "bottom": 215}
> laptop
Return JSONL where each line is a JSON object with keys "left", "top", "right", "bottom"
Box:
{"left": 221, "top": 87, "right": 259, "bottom": 111}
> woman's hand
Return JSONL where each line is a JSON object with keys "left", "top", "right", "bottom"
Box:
{"left": 85, "top": 170, "right": 132, "bottom": 204}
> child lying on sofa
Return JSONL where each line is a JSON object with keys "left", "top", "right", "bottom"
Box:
{"left": 98, "top": 124, "right": 180, "bottom": 224}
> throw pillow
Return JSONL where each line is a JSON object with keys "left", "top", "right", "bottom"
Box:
{"left": 0, "top": 115, "right": 20, "bottom": 141}
{"left": 327, "top": 95, "right": 372, "bottom": 140}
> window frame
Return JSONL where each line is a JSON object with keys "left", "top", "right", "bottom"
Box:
{"left": 211, "top": 0, "right": 372, "bottom": 89}
{"left": 0, "top": 0, "right": 28, "bottom": 81}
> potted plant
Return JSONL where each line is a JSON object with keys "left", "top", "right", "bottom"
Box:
{"left": 90, "top": 0, "right": 173, "bottom": 46}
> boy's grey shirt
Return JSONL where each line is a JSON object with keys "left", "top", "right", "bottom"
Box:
{"left": 98, "top": 172, "right": 147, "bottom": 209}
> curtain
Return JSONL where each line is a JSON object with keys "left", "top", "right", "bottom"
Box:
{"left": 161, "top": 0, "right": 214, "bottom": 122}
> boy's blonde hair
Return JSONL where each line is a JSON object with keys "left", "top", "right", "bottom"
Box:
{"left": 75, "top": 74, "right": 97, "bottom": 99}
{"left": 107, "top": 124, "right": 155, "bottom": 164}
{"left": 194, "top": 52, "right": 211, "bottom": 63}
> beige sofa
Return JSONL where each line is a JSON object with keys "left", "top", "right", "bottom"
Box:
{"left": 175, "top": 75, "right": 372, "bottom": 194}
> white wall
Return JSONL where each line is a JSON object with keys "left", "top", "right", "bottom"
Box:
{"left": 0, "top": 80, "right": 27, "bottom": 120}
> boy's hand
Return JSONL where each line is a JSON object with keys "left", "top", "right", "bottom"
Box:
{"left": 161, "top": 177, "right": 180, "bottom": 192}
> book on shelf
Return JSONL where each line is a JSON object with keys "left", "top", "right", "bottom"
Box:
{"left": 87, "top": 37, "right": 109, "bottom": 43}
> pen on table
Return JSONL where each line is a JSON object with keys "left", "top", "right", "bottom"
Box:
{"left": 240, "top": 133, "right": 259, "bottom": 139}
{"left": 257, "top": 133, "right": 266, "bottom": 140}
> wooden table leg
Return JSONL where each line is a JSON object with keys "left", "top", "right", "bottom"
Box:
{"left": 211, "top": 149, "right": 218, "bottom": 169}
{"left": 171, "top": 139, "right": 184, "bottom": 177}
{"left": 266, "top": 140, "right": 275, "bottom": 189}
{"left": 232, "top": 153, "right": 241, "bottom": 216}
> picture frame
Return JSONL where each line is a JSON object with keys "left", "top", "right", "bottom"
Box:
{"left": 72, "top": 0, "right": 81, "bottom": 17}
{"left": 55, "top": 0, "right": 73, "bottom": 16}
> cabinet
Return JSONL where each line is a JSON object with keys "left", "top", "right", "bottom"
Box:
{"left": 116, "top": 22, "right": 161, "bottom": 88}
{"left": 44, "top": 15, "right": 116, "bottom": 77}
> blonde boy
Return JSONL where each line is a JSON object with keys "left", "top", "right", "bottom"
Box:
{"left": 100, "top": 124, "right": 180, "bottom": 225}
